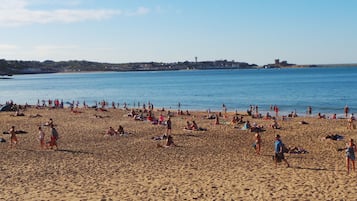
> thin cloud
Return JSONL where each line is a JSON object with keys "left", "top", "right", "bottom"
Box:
{"left": 0, "top": 44, "right": 17, "bottom": 50}
{"left": 0, "top": 0, "right": 149, "bottom": 27}
{"left": 124, "top": 7, "right": 150, "bottom": 16}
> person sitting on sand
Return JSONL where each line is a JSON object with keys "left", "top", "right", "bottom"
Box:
{"left": 158, "top": 114, "right": 165, "bottom": 125}
{"left": 191, "top": 121, "right": 199, "bottom": 130}
{"left": 331, "top": 114, "right": 337, "bottom": 119}
{"left": 117, "top": 125, "right": 125, "bottom": 135}
{"left": 241, "top": 120, "right": 251, "bottom": 130}
{"left": 264, "top": 112, "right": 272, "bottom": 120}
{"left": 270, "top": 119, "right": 280, "bottom": 129}
{"left": 106, "top": 127, "right": 117, "bottom": 136}
{"left": 317, "top": 112, "right": 326, "bottom": 119}
{"left": 45, "top": 118, "right": 54, "bottom": 127}
{"left": 184, "top": 121, "right": 192, "bottom": 130}
{"left": 230, "top": 116, "right": 238, "bottom": 125}
{"left": 346, "top": 138, "right": 356, "bottom": 174}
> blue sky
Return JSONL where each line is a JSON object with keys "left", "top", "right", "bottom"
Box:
{"left": 0, "top": 0, "right": 356, "bottom": 65}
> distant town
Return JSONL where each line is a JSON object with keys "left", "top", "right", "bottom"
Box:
{"left": 0, "top": 58, "right": 354, "bottom": 76}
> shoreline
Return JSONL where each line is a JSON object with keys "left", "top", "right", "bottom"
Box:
{"left": 1, "top": 101, "right": 351, "bottom": 119}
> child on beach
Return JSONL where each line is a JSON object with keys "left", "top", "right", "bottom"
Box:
{"left": 346, "top": 139, "right": 356, "bottom": 174}
{"left": 9, "top": 126, "right": 18, "bottom": 148}
{"left": 38, "top": 126, "right": 45, "bottom": 149}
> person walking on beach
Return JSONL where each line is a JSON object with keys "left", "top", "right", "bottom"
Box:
{"left": 274, "top": 134, "right": 289, "bottom": 168}
{"left": 9, "top": 126, "right": 18, "bottom": 148}
{"left": 38, "top": 126, "right": 46, "bottom": 149}
{"left": 346, "top": 139, "right": 356, "bottom": 174}
{"left": 49, "top": 124, "right": 59, "bottom": 150}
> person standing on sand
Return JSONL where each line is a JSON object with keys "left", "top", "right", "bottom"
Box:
{"left": 347, "top": 114, "right": 355, "bottom": 129}
{"left": 254, "top": 131, "right": 262, "bottom": 155}
{"left": 38, "top": 126, "right": 46, "bottom": 149}
{"left": 307, "top": 106, "right": 312, "bottom": 115}
{"left": 344, "top": 105, "right": 349, "bottom": 118}
{"left": 346, "top": 139, "right": 356, "bottom": 174}
{"left": 9, "top": 126, "right": 18, "bottom": 148}
{"left": 166, "top": 117, "right": 172, "bottom": 136}
{"left": 49, "top": 124, "right": 59, "bottom": 150}
{"left": 274, "top": 134, "right": 289, "bottom": 168}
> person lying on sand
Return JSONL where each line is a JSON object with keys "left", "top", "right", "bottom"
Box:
{"left": 250, "top": 122, "right": 264, "bottom": 132}
{"left": 288, "top": 146, "right": 309, "bottom": 154}
{"left": 10, "top": 110, "right": 25, "bottom": 117}
{"left": 29, "top": 114, "right": 42, "bottom": 118}
{"left": 323, "top": 134, "right": 344, "bottom": 141}
{"left": 93, "top": 114, "right": 110, "bottom": 118}
{"left": 299, "top": 120, "right": 309, "bottom": 125}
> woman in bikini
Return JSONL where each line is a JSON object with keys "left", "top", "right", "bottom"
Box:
{"left": 254, "top": 131, "right": 262, "bottom": 155}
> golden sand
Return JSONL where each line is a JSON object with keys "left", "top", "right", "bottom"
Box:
{"left": 0, "top": 107, "right": 356, "bottom": 200}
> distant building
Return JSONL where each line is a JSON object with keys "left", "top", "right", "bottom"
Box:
{"left": 263, "top": 59, "right": 295, "bottom": 68}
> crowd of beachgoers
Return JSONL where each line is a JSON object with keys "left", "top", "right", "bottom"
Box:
{"left": 1, "top": 98, "right": 356, "bottom": 200}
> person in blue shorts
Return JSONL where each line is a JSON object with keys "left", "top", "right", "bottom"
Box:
{"left": 274, "top": 134, "right": 290, "bottom": 168}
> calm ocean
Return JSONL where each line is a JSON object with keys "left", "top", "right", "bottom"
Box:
{"left": 1, "top": 67, "right": 356, "bottom": 116}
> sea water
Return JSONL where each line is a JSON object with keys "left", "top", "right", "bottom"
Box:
{"left": 1, "top": 67, "right": 356, "bottom": 116}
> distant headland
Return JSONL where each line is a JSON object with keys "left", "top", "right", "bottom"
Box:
{"left": 0, "top": 58, "right": 356, "bottom": 76}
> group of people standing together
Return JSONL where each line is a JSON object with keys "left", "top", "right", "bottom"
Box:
{"left": 7, "top": 118, "right": 59, "bottom": 150}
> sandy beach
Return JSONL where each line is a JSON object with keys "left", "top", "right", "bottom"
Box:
{"left": 0, "top": 106, "right": 356, "bottom": 200}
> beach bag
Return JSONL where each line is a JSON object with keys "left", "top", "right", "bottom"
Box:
{"left": 353, "top": 124, "right": 356, "bottom": 129}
